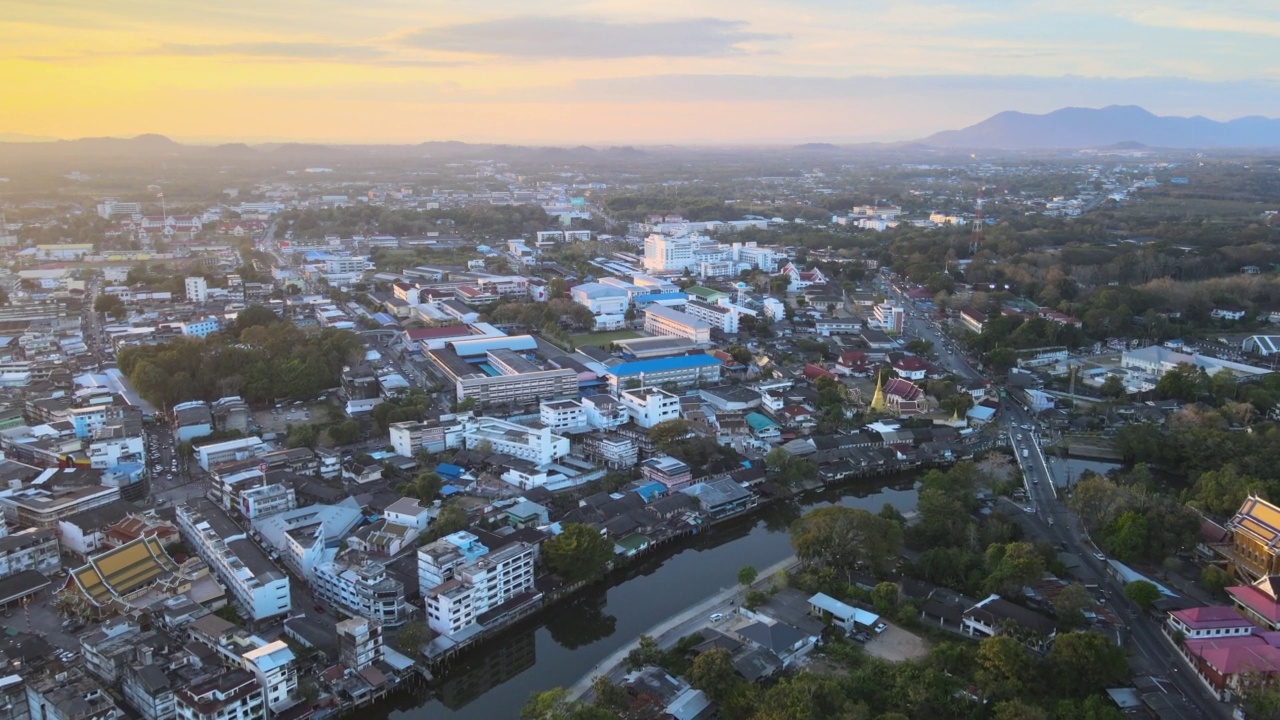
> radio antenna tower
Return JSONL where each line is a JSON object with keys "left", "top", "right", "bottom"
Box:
{"left": 969, "top": 186, "right": 984, "bottom": 254}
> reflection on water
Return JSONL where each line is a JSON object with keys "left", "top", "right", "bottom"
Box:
{"left": 381, "top": 474, "right": 920, "bottom": 720}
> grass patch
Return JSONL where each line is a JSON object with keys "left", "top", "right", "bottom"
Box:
{"left": 570, "top": 329, "right": 642, "bottom": 346}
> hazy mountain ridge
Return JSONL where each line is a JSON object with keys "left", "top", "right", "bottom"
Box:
{"left": 921, "top": 105, "right": 1280, "bottom": 149}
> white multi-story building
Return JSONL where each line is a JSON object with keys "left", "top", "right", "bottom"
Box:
{"left": 643, "top": 234, "right": 694, "bottom": 273}
{"left": 643, "top": 305, "right": 712, "bottom": 344}
{"left": 462, "top": 417, "right": 569, "bottom": 466}
{"left": 418, "top": 531, "right": 538, "bottom": 637}
{"left": 582, "top": 394, "right": 628, "bottom": 431}
{"left": 313, "top": 551, "right": 408, "bottom": 626}
{"left": 87, "top": 435, "right": 145, "bottom": 469}
{"left": 176, "top": 499, "right": 291, "bottom": 621}
{"left": 873, "top": 303, "right": 905, "bottom": 334}
{"left": 570, "top": 283, "right": 629, "bottom": 315}
{"left": 684, "top": 300, "right": 739, "bottom": 334}
{"left": 0, "top": 528, "right": 60, "bottom": 577}
{"left": 337, "top": 618, "right": 384, "bottom": 671}
{"left": 618, "top": 387, "right": 681, "bottom": 429}
{"left": 388, "top": 415, "right": 467, "bottom": 457}
{"left": 195, "top": 436, "right": 265, "bottom": 470}
{"left": 98, "top": 199, "right": 143, "bottom": 219}
{"left": 539, "top": 399, "right": 587, "bottom": 434}
{"left": 174, "top": 670, "right": 262, "bottom": 720}
{"left": 184, "top": 277, "right": 208, "bottom": 303}
{"left": 735, "top": 243, "right": 778, "bottom": 272}
{"left": 239, "top": 483, "right": 297, "bottom": 521}
{"left": 241, "top": 641, "right": 297, "bottom": 714}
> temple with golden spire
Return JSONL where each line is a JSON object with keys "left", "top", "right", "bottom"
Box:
{"left": 869, "top": 370, "right": 886, "bottom": 412}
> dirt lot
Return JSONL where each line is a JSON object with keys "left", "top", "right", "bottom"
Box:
{"left": 863, "top": 625, "right": 929, "bottom": 662}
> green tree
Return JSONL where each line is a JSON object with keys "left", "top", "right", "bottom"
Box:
{"left": 1103, "top": 511, "right": 1150, "bottom": 562}
{"left": 1099, "top": 375, "right": 1127, "bottom": 399}
{"left": 231, "top": 304, "right": 279, "bottom": 336}
{"left": 976, "top": 635, "right": 1036, "bottom": 700}
{"left": 392, "top": 621, "right": 431, "bottom": 655}
{"left": 398, "top": 471, "right": 443, "bottom": 504}
{"left": 589, "top": 675, "right": 628, "bottom": 714}
{"left": 1201, "top": 565, "right": 1232, "bottom": 597}
{"left": 623, "top": 635, "right": 663, "bottom": 672}
{"left": 1046, "top": 631, "right": 1128, "bottom": 698}
{"left": 765, "top": 447, "right": 819, "bottom": 487}
{"left": 737, "top": 565, "right": 758, "bottom": 586}
{"left": 327, "top": 420, "right": 361, "bottom": 445}
{"left": 871, "top": 582, "right": 899, "bottom": 615}
{"left": 690, "top": 647, "right": 742, "bottom": 703}
{"left": 521, "top": 688, "right": 615, "bottom": 720}
{"left": 94, "top": 293, "right": 125, "bottom": 316}
{"left": 984, "top": 542, "right": 1046, "bottom": 595}
{"left": 432, "top": 500, "right": 470, "bottom": 537}
{"left": 543, "top": 523, "right": 615, "bottom": 584}
{"left": 984, "top": 347, "right": 1018, "bottom": 372}
{"left": 1187, "top": 465, "right": 1268, "bottom": 517}
{"left": 1052, "top": 583, "right": 1094, "bottom": 624}
{"left": 648, "top": 419, "right": 692, "bottom": 450}
{"left": 790, "top": 506, "right": 903, "bottom": 578}
{"left": 994, "top": 700, "right": 1049, "bottom": 720}
{"left": 1122, "top": 580, "right": 1161, "bottom": 609}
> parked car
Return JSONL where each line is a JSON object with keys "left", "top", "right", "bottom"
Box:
{"left": 873, "top": 622, "right": 887, "bottom": 634}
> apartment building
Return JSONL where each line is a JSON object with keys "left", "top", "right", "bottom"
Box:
{"left": 462, "top": 417, "right": 569, "bottom": 466}
{"left": 684, "top": 300, "right": 739, "bottom": 334}
{"left": 174, "top": 670, "right": 263, "bottom": 720}
{"left": 618, "top": 387, "right": 681, "bottom": 428}
{"left": 241, "top": 641, "right": 298, "bottom": 714}
{"left": 25, "top": 666, "right": 123, "bottom": 720}
{"left": 239, "top": 483, "right": 297, "bottom": 521}
{"left": 337, "top": 618, "right": 384, "bottom": 671}
{"left": 184, "top": 277, "right": 209, "bottom": 303}
{"left": 313, "top": 551, "right": 408, "bottom": 626}
{"left": 418, "top": 531, "right": 539, "bottom": 638}
{"left": 643, "top": 306, "right": 712, "bottom": 344}
{"left": 176, "top": 499, "right": 291, "bottom": 621}
{"left": 539, "top": 399, "right": 587, "bottom": 434}
{"left": 0, "top": 529, "right": 60, "bottom": 577}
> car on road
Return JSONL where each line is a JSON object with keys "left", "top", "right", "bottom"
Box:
{"left": 1023, "top": 506, "right": 1034, "bottom": 513}
{"left": 1093, "top": 552, "right": 1106, "bottom": 561}
{"left": 314, "top": 604, "right": 325, "bottom": 613}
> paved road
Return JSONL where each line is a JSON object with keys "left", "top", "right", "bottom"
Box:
{"left": 1006, "top": 403, "right": 1231, "bottom": 720}
{"left": 566, "top": 556, "right": 800, "bottom": 702}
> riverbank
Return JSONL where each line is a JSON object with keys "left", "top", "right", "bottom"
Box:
{"left": 566, "top": 554, "right": 800, "bottom": 702}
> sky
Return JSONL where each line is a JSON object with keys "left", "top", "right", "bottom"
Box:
{"left": 3, "top": 0, "right": 1280, "bottom": 144}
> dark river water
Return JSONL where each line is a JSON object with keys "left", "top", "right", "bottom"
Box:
{"left": 371, "top": 475, "right": 921, "bottom": 720}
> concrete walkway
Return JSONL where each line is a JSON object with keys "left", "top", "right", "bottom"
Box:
{"left": 567, "top": 555, "right": 799, "bottom": 701}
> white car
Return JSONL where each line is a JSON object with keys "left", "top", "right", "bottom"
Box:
{"left": 710, "top": 613, "right": 725, "bottom": 622}
{"left": 873, "top": 622, "right": 887, "bottom": 634}
{"left": 1093, "top": 552, "right": 1106, "bottom": 561}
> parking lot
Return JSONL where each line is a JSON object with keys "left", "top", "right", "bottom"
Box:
{"left": 254, "top": 400, "right": 338, "bottom": 435}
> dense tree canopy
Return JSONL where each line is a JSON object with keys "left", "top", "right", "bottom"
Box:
{"left": 118, "top": 314, "right": 359, "bottom": 407}
{"left": 790, "top": 506, "right": 902, "bottom": 577}
{"left": 543, "top": 523, "right": 616, "bottom": 584}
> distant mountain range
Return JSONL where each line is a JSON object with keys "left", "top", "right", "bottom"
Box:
{"left": 921, "top": 105, "right": 1280, "bottom": 149}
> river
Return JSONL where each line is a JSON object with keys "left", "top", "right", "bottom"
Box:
{"left": 372, "top": 475, "right": 921, "bottom": 720}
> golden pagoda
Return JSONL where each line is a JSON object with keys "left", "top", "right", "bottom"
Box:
{"left": 869, "top": 370, "right": 887, "bottom": 412}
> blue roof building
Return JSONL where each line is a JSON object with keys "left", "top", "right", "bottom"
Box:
{"left": 605, "top": 354, "right": 722, "bottom": 391}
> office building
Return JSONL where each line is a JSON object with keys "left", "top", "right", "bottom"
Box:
{"left": 388, "top": 416, "right": 467, "bottom": 456}
{"left": 873, "top": 304, "right": 905, "bottom": 334}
